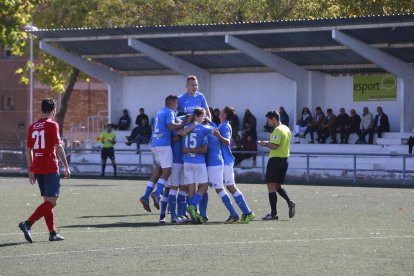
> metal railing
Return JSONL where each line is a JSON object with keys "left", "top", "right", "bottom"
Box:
{"left": 1, "top": 147, "right": 413, "bottom": 185}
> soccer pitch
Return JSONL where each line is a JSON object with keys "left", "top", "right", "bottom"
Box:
{"left": 0, "top": 177, "right": 413, "bottom": 275}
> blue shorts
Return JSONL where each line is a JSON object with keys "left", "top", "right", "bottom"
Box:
{"left": 35, "top": 173, "right": 61, "bottom": 197}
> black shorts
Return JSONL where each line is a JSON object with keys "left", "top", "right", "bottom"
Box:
{"left": 101, "top": 148, "right": 115, "bottom": 160}
{"left": 265, "top": 157, "right": 288, "bottom": 184}
{"left": 36, "top": 173, "right": 61, "bottom": 197}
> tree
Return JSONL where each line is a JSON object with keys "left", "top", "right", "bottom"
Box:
{"left": 0, "top": 0, "right": 34, "bottom": 56}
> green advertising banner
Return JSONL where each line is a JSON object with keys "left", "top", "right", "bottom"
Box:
{"left": 353, "top": 75, "right": 397, "bottom": 101}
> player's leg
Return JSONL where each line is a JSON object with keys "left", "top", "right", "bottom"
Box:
{"left": 167, "top": 163, "right": 183, "bottom": 223}
{"left": 109, "top": 148, "right": 116, "bottom": 177}
{"left": 274, "top": 158, "right": 295, "bottom": 218}
{"left": 159, "top": 185, "right": 170, "bottom": 224}
{"left": 224, "top": 165, "right": 255, "bottom": 223}
{"left": 100, "top": 149, "right": 108, "bottom": 177}
{"left": 152, "top": 146, "right": 173, "bottom": 207}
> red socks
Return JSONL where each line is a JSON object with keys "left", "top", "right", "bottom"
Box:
{"left": 27, "top": 201, "right": 55, "bottom": 232}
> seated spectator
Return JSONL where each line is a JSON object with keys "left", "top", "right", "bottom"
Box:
{"left": 231, "top": 132, "right": 243, "bottom": 164}
{"left": 117, "top": 109, "right": 131, "bottom": 130}
{"left": 303, "top": 106, "right": 325, "bottom": 144}
{"left": 212, "top": 108, "right": 221, "bottom": 126}
{"left": 374, "top": 106, "right": 390, "bottom": 138}
{"left": 242, "top": 109, "right": 257, "bottom": 140}
{"left": 356, "top": 107, "right": 374, "bottom": 144}
{"left": 345, "top": 109, "right": 361, "bottom": 144}
{"left": 336, "top": 107, "right": 350, "bottom": 144}
{"left": 235, "top": 135, "right": 257, "bottom": 167}
{"left": 279, "top": 106, "right": 289, "bottom": 126}
{"left": 317, "top": 108, "right": 337, "bottom": 144}
{"left": 293, "top": 107, "right": 312, "bottom": 143}
{"left": 135, "top": 107, "right": 149, "bottom": 127}
{"left": 126, "top": 118, "right": 152, "bottom": 153}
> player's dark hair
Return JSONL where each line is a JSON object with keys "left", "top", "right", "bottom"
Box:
{"left": 193, "top": 107, "right": 205, "bottom": 118}
{"left": 223, "top": 106, "right": 235, "bottom": 121}
{"left": 165, "top": 95, "right": 178, "bottom": 105}
{"left": 266, "top": 110, "right": 280, "bottom": 122}
{"left": 41, "top": 98, "right": 56, "bottom": 113}
{"left": 186, "top": 75, "right": 197, "bottom": 84}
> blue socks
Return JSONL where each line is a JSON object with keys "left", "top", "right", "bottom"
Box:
{"left": 177, "top": 191, "right": 187, "bottom": 216}
{"left": 143, "top": 181, "right": 154, "bottom": 200}
{"left": 199, "top": 192, "right": 208, "bottom": 217}
{"left": 219, "top": 190, "right": 238, "bottom": 217}
{"left": 160, "top": 195, "right": 168, "bottom": 215}
{"left": 168, "top": 189, "right": 177, "bottom": 218}
{"left": 154, "top": 179, "right": 167, "bottom": 198}
{"left": 233, "top": 190, "right": 251, "bottom": 215}
{"left": 190, "top": 192, "right": 203, "bottom": 207}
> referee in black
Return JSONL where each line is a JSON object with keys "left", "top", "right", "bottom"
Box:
{"left": 258, "top": 110, "right": 295, "bottom": 220}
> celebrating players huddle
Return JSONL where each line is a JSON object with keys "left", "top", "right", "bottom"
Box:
{"left": 139, "top": 76, "right": 256, "bottom": 224}
{"left": 19, "top": 75, "right": 295, "bottom": 244}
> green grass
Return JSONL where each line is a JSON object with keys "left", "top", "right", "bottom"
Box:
{"left": 0, "top": 177, "right": 413, "bottom": 275}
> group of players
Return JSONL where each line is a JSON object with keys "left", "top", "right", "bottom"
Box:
{"left": 138, "top": 76, "right": 256, "bottom": 224}
{"left": 19, "top": 75, "right": 295, "bottom": 243}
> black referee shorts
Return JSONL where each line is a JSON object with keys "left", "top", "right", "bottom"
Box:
{"left": 265, "top": 157, "right": 288, "bottom": 184}
{"left": 101, "top": 148, "right": 115, "bottom": 160}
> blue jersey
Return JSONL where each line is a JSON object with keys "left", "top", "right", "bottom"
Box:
{"left": 182, "top": 124, "right": 211, "bottom": 164}
{"left": 171, "top": 130, "right": 183, "bottom": 164}
{"left": 151, "top": 107, "right": 175, "bottom": 147}
{"left": 205, "top": 121, "right": 223, "bottom": 167}
{"left": 178, "top": 92, "right": 208, "bottom": 115}
{"left": 218, "top": 121, "right": 234, "bottom": 165}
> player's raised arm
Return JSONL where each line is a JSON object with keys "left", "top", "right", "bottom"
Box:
{"left": 212, "top": 128, "right": 230, "bottom": 146}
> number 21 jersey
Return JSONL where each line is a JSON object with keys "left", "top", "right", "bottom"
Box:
{"left": 27, "top": 118, "right": 61, "bottom": 174}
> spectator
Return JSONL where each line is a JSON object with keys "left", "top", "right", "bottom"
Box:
{"left": 345, "top": 109, "right": 361, "bottom": 144}
{"left": 231, "top": 132, "right": 243, "bottom": 165}
{"left": 408, "top": 129, "right": 414, "bottom": 155}
{"left": 229, "top": 110, "right": 240, "bottom": 132}
{"left": 135, "top": 107, "right": 149, "bottom": 127}
{"left": 374, "top": 106, "right": 390, "bottom": 138}
{"left": 212, "top": 108, "right": 221, "bottom": 126}
{"left": 117, "top": 109, "right": 131, "bottom": 130}
{"left": 293, "top": 107, "right": 312, "bottom": 143}
{"left": 303, "top": 106, "right": 325, "bottom": 144}
{"left": 126, "top": 118, "right": 152, "bottom": 153}
{"left": 235, "top": 135, "right": 257, "bottom": 167}
{"left": 242, "top": 121, "right": 257, "bottom": 142}
{"left": 356, "top": 107, "right": 374, "bottom": 144}
{"left": 317, "top": 108, "right": 337, "bottom": 144}
{"left": 336, "top": 108, "right": 350, "bottom": 144}
{"left": 279, "top": 106, "right": 289, "bottom": 126}
{"left": 242, "top": 109, "right": 257, "bottom": 133}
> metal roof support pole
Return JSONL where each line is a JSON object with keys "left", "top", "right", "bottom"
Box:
{"left": 128, "top": 38, "right": 211, "bottom": 101}
{"left": 225, "top": 35, "right": 313, "bottom": 124}
{"left": 39, "top": 41, "right": 123, "bottom": 123}
{"left": 332, "top": 30, "right": 414, "bottom": 132}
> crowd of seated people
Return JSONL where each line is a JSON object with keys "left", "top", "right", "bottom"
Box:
{"left": 293, "top": 106, "right": 390, "bottom": 144}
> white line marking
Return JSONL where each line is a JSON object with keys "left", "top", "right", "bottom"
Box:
{"left": 1, "top": 235, "right": 413, "bottom": 259}
{"left": 1, "top": 226, "right": 413, "bottom": 237}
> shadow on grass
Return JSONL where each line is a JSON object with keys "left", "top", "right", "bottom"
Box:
{"left": 0, "top": 241, "right": 28, "bottom": 248}
{"left": 78, "top": 214, "right": 156, "bottom": 219}
{"left": 65, "top": 184, "right": 118, "bottom": 187}
{"left": 60, "top": 221, "right": 161, "bottom": 229}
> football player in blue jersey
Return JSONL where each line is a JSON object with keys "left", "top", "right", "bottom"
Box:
{"left": 178, "top": 75, "right": 211, "bottom": 118}
{"left": 213, "top": 106, "right": 256, "bottom": 223}
{"left": 178, "top": 107, "right": 212, "bottom": 223}
{"left": 203, "top": 119, "right": 240, "bottom": 223}
{"left": 139, "top": 95, "right": 192, "bottom": 213}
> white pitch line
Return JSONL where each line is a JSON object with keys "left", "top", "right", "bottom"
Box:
{"left": 1, "top": 226, "right": 413, "bottom": 237}
{"left": 1, "top": 235, "right": 413, "bottom": 260}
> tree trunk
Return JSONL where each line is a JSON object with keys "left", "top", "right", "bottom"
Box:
{"left": 56, "top": 67, "right": 80, "bottom": 136}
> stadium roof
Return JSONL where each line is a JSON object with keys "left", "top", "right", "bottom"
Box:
{"left": 30, "top": 13, "right": 414, "bottom": 75}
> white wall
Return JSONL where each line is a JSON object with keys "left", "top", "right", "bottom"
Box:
{"left": 324, "top": 76, "right": 401, "bottom": 132}
{"left": 122, "top": 73, "right": 295, "bottom": 130}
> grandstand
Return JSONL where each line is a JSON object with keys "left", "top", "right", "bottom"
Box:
{"left": 24, "top": 14, "right": 414, "bottom": 183}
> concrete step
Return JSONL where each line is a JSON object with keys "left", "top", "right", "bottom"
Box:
{"left": 376, "top": 138, "right": 405, "bottom": 145}
{"left": 382, "top": 132, "right": 412, "bottom": 139}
